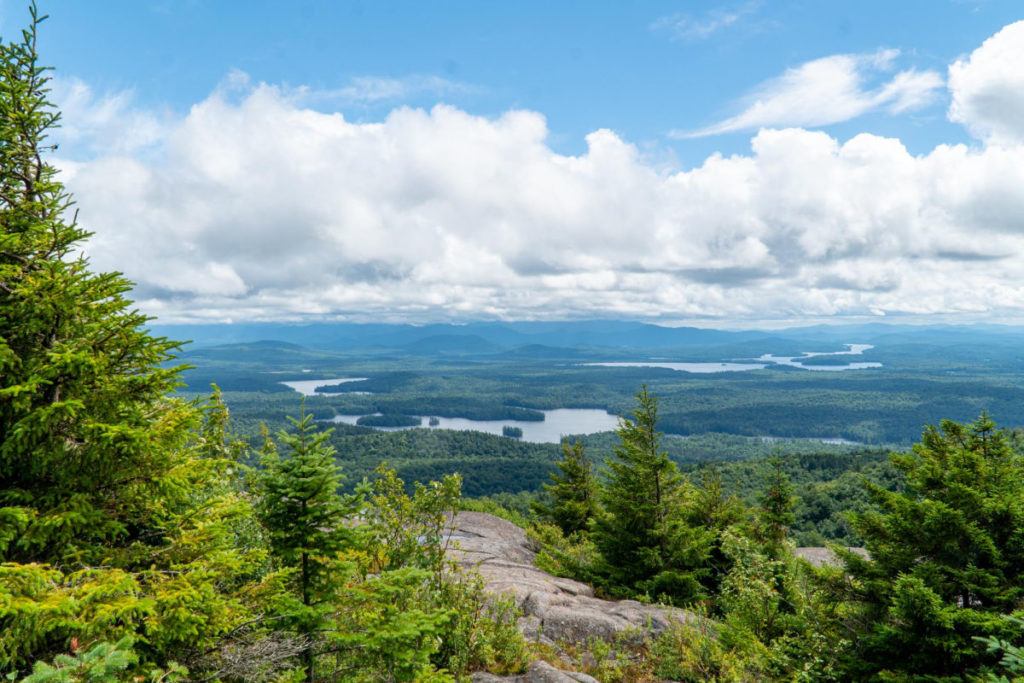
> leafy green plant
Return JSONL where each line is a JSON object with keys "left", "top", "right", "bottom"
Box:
{"left": 13, "top": 636, "right": 187, "bottom": 683}
{"left": 17, "top": 637, "right": 138, "bottom": 683}
{"left": 331, "top": 567, "right": 454, "bottom": 682}
{"left": 357, "top": 465, "right": 529, "bottom": 679}
{"left": 651, "top": 611, "right": 765, "bottom": 683}
{"left": 459, "top": 497, "right": 534, "bottom": 529}
{"left": 528, "top": 522, "right": 602, "bottom": 588}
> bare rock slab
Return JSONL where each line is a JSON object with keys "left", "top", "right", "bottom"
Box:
{"left": 448, "top": 512, "right": 694, "bottom": 645}
{"left": 470, "top": 660, "right": 600, "bottom": 683}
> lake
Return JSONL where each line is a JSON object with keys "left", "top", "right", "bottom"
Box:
{"left": 759, "top": 436, "right": 862, "bottom": 446}
{"left": 328, "top": 408, "right": 621, "bottom": 443}
{"left": 585, "top": 361, "right": 769, "bottom": 373}
{"left": 756, "top": 343, "right": 882, "bottom": 371}
{"left": 584, "top": 344, "right": 882, "bottom": 373}
{"left": 279, "top": 377, "right": 368, "bottom": 396}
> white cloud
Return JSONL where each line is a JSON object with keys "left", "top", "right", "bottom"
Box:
{"left": 675, "top": 49, "right": 943, "bottom": 138}
{"left": 298, "top": 74, "right": 475, "bottom": 105}
{"left": 55, "top": 22, "right": 1024, "bottom": 323}
{"left": 948, "top": 20, "right": 1024, "bottom": 144}
{"left": 51, "top": 77, "right": 166, "bottom": 157}
{"left": 652, "top": 2, "right": 759, "bottom": 41}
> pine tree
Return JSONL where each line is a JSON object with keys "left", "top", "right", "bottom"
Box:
{"left": 255, "top": 408, "right": 361, "bottom": 683}
{"left": 836, "top": 414, "right": 1024, "bottom": 679}
{"left": 534, "top": 439, "right": 598, "bottom": 536}
{"left": 591, "top": 386, "right": 712, "bottom": 603}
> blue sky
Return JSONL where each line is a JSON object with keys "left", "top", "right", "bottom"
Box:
{"left": 21, "top": 1, "right": 1024, "bottom": 324}
{"left": 29, "top": 0, "right": 1019, "bottom": 161}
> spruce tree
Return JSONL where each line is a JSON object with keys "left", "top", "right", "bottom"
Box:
{"left": 0, "top": 8, "right": 266, "bottom": 673}
{"left": 255, "top": 408, "right": 361, "bottom": 683}
{"left": 837, "top": 414, "right": 1024, "bottom": 679}
{"left": 592, "top": 386, "right": 712, "bottom": 603}
{"left": 687, "top": 468, "right": 747, "bottom": 598}
{"left": 534, "top": 439, "right": 598, "bottom": 535}
{"left": 0, "top": 4, "right": 189, "bottom": 568}
{"left": 757, "top": 458, "right": 796, "bottom": 555}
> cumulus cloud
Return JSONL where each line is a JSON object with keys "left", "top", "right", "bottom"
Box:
{"left": 56, "top": 22, "right": 1024, "bottom": 323}
{"left": 675, "top": 49, "right": 943, "bottom": 138}
{"left": 948, "top": 20, "right": 1024, "bottom": 144}
{"left": 51, "top": 77, "right": 166, "bottom": 157}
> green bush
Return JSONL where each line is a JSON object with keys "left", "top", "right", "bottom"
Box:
{"left": 651, "top": 613, "right": 766, "bottom": 683}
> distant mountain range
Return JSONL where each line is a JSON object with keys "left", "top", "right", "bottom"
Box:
{"left": 151, "top": 319, "right": 1024, "bottom": 360}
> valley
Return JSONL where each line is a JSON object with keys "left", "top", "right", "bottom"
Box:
{"left": 161, "top": 320, "right": 1024, "bottom": 547}
{"left": 169, "top": 320, "right": 1024, "bottom": 447}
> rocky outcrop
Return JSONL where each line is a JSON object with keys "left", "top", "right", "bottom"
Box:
{"left": 794, "top": 546, "right": 869, "bottom": 567}
{"left": 446, "top": 512, "right": 694, "bottom": 646}
{"left": 450, "top": 512, "right": 869, "bottom": 680}
{"left": 471, "top": 660, "right": 600, "bottom": 683}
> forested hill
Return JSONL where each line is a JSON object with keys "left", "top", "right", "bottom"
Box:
{"left": 153, "top": 320, "right": 771, "bottom": 351}
{"left": 153, "top": 319, "right": 1024, "bottom": 355}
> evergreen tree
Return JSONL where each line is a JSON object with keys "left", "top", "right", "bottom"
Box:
{"left": 592, "top": 386, "right": 712, "bottom": 603}
{"left": 686, "top": 468, "right": 747, "bottom": 598}
{"left": 0, "top": 7, "right": 268, "bottom": 674}
{"left": 836, "top": 414, "right": 1024, "bottom": 679}
{"left": 757, "top": 458, "right": 796, "bottom": 556}
{"left": 0, "top": 6, "right": 536, "bottom": 680}
{"left": 0, "top": 3, "right": 188, "bottom": 568}
{"left": 255, "top": 408, "right": 361, "bottom": 683}
{"left": 533, "top": 439, "right": 598, "bottom": 535}
{"left": 745, "top": 459, "right": 798, "bottom": 625}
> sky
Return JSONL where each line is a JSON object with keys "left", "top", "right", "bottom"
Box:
{"left": 18, "top": 0, "right": 1024, "bottom": 325}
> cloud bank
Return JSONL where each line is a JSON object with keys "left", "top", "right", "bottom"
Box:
{"left": 58, "top": 21, "right": 1024, "bottom": 323}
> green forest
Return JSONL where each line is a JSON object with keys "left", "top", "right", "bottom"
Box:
{"left": 176, "top": 337, "right": 1024, "bottom": 446}
{"left": 5, "top": 6, "right": 1024, "bottom": 682}
{"left": 503, "top": 393, "right": 1024, "bottom": 680}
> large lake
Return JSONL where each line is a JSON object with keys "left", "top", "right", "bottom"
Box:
{"left": 328, "top": 408, "right": 621, "bottom": 443}
{"left": 584, "top": 344, "right": 882, "bottom": 373}
{"left": 279, "top": 377, "right": 368, "bottom": 396}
